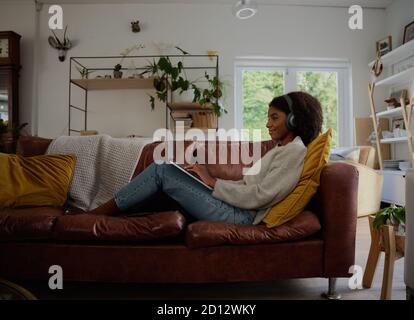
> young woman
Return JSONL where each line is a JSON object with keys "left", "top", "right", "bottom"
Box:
{"left": 88, "top": 91, "right": 323, "bottom": 225}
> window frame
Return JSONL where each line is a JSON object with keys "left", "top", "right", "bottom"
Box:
{"left": 234, "top": 57, "right": 353, "bottom": 146}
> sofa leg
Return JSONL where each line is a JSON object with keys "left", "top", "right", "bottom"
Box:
{"left": 321, "top": 278, "right": 342, "bottom": 300}
{"left": 407, "top": 286, "right": 414, "bottom": 300}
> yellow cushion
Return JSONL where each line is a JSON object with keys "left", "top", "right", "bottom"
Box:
{"left": 263, "top": 129, "right": 332, "bottom": 228}
{"left": 0, "top": 153, "right": 76, "bottom": 208}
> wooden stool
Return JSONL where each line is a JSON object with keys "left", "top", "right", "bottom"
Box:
{"left": 363, "top": 215, "right": 405, "bottom": 300}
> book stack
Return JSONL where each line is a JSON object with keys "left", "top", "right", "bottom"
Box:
{"left": 383, "top": 159, "right": 404, "bottom": 170}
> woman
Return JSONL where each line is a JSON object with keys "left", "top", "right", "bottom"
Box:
{"left": 88, "top": 91, "right": 323, "bottom": 225}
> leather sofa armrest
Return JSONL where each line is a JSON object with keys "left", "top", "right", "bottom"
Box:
{"left": 16, "top": 136, "right": 53, "bottom": 156}
{"left": 317, "top": 162, "right": 358, "bottom": 277}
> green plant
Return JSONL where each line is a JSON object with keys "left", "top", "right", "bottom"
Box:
{"left": 142, "top": 47, "right": 226, "bottom": 117}
{"left": 197, "top": 72, "right": 226, "bottom": 117}
{"left": 10, "top": 122, "right": 28, "bottom": 139}
{"left": 75, "top": 66, "right": 94, "bottom": 79}
{"left": 373, "top": 205, "right": 405, "bottom": 230}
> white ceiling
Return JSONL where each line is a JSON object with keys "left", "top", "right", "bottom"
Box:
{"left": 0, "top": 0, "right": 395, "bottom": 9}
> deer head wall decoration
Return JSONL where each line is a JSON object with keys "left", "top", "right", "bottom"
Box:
{"left": 48, "top": 26, "right": 72, "bottom": 62}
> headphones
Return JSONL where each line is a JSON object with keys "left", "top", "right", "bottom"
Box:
{"left": 283, "top": 94, "right": 297, "bottom": 130}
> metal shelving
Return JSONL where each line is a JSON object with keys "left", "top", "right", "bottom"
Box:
{"left": 68, "top": 55, "right": 219, "bottom": 135}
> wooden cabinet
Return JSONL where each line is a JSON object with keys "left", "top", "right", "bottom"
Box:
{"left": 0, "top": 31, "right": 21, "bottom": 153}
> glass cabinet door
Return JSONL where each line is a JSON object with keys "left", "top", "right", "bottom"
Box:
{"left": 0, "top": 72, "right": 9, "bottom": 124}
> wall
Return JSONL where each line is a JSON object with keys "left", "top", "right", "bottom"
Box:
{"left": 1, "top": 2, "right": 386, "bottom": 140}
{"left": 0, "top": 3, "right": 35, "bottom": 133}
{"left": 385, "top": 0, "right": 414, "bottom": 161}
{"left": 386, "top": 0, "right": 414, "bottom": 47}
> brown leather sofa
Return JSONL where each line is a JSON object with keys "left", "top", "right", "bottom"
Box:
{"left": 0, "top": 136, "right": 358, "bottom": 297}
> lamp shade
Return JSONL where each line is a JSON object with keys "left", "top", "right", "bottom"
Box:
{"left": 233, "top": 0, "right": 258, "bottom": 19}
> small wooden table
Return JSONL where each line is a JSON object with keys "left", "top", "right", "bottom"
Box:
{"left": 363, "top": 215, "right": 405, "bottom": 300}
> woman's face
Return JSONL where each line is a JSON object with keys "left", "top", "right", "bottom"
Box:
{"left": 266, "top": 106, "right": 295, "bottom": 144}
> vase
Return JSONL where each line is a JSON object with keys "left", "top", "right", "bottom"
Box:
{"left": 113, "top": 70, "right": 123, "bottom": 79}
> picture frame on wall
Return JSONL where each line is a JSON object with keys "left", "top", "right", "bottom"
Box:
{"left": 376, "top": 36, "right": 392, "bottom": 56}
{"left": 403, "top": 20, "right": 414, "bottom": 44}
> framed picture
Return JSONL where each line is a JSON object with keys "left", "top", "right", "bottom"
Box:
{"left": 376, "top": 36, "right": 392, "bottom": 56}
{"left": 403, "top": 20, "right": 414, "bottom": 44}
{"left": 392, "top": 118, "right": 406, "bottom": 138}
{"left": 392, "top": 118, "right": 405, "bottom": 131}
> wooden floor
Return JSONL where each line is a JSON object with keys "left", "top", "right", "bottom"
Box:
{"left": 9, "top": 217, "right": 407, "bottom": 300}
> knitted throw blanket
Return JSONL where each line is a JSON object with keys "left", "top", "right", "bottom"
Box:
{"left": 47, "top": 134, "right": 152, "bottom": 211}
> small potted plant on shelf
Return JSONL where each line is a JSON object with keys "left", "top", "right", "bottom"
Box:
{"left": 113, "top": 64, "right": 123, "bottom": 79}
{"left": 75, "top": 66, "right": 94, "bottom": 79}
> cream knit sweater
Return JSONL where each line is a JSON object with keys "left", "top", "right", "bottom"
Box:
{"left": 212, "top": 136, "right": 307, "bottom": 225}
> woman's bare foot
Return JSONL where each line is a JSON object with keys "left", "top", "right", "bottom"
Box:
{"left": 88, "top": 198, "right": 121, "bottom": 216}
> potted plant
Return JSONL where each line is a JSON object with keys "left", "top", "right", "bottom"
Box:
{"left": 197, "top": 72, "right": 226, "bottom": 117}
{"left": 0, "top": 122, "right": 28, "bottom": 153}
{"left": 142, "top": 47, "right": 226, "bottom": 118}
{"left": 75, "top": 66, "right": 94, "bottom": 79}
{"left": 372, "top": 205, "right": 405, "bottom": 253}
{"left": 113, "top": 64, "right": 123, "bottom": 79}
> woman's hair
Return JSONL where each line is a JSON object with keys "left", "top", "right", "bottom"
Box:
{"left": 269, "top": 91, "right": 323, "bottom": 145}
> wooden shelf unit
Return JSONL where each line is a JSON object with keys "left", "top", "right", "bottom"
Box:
{"left": 368, "top": 42, "right": 414, "bottom": 206}
{"left": 71, "top": 78, "right": 154, "bottom": 90}
{"left": 68, "top": 55, "right": 220, "bottom": 135}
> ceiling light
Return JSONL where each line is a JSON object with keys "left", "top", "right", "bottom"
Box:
{"left": 233, "top": 0, "right": 258, "bottom": 20}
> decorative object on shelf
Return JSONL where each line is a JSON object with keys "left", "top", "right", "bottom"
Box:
{"left": 403, "top": 20, "right": 414, "bottom": 44}
{"left": 115, "top": 43, "right": 145, "bottom": 79}
{"left": 376, "top": 35, "right": 392, "bottom": 57}
{"left": 131, "top": 20, "right": 141, "bottom": 33}
{"left": 75, "top": 65, "right": 94, "bottom": 79}
{"left": 48, "top": 26, "right": 72, "bottom": 62}
{"left": 207, "top": 50, "right": 217, "bottom": 61}
{"left": 113, "top": 63, "right": 123, "bottom": 79}
{"left": 232, "top": 0, "right": 258, "bottom": 19}
{"left": 370, "top": 51, "right": 383, "bottom": 78}
{"left": 392, "top": 118, "right": 405, "bottom": 138}
{"left": 384, "top": 89, "right": 409, "bottom": 109}
{"left": 382, "top": 130, "right": 394, "bottom": 139}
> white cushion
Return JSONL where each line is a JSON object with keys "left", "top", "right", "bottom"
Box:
{"left": 330, "top": 147, "right": 360, "bottom": 163}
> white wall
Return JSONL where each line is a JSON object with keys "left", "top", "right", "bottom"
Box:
{"left": 385, "top": 0, "right": 414, "bottom": 161}
{"left": 386, "top": 0, "right": 414, "bottom": 47}
{"left": 0, "top": 3, "right": 35, "bottom": 132}
{"left": 1, "top": 2, "right": 386, "bottom": 138}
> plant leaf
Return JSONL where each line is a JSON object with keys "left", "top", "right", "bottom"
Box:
{"left": 175, "top": 46, "right": 189, "bottom": 55}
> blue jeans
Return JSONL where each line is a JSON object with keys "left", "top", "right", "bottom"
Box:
{"left": 115, "top": 163, "right": 256, "bottom": 225}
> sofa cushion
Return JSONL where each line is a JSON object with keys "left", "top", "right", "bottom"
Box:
{"left": 263, "top": 129, "right": 332, "bottom": 228}
{"left": 0, "top": 207, "right": 63, "bottom": 241}
{"left": 0, "top": 153, "right": 76, "bottom": 208}
{"left": 53, "top": 211, "right": 186, "bottom": 242}
{"left": 185, "top": 211, "right": 321, "bottom": 249}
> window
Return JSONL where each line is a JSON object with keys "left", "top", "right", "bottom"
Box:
{"left": 235, "top": 58, "right": 352, "bottom": 147}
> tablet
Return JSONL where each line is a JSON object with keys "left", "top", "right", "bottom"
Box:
{"left": 168, "top": 161, "right": 213, "bottom": 191}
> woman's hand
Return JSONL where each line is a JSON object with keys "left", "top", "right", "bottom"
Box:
{"left": 184, "top": 164, "right": 217, "bottom": 188}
